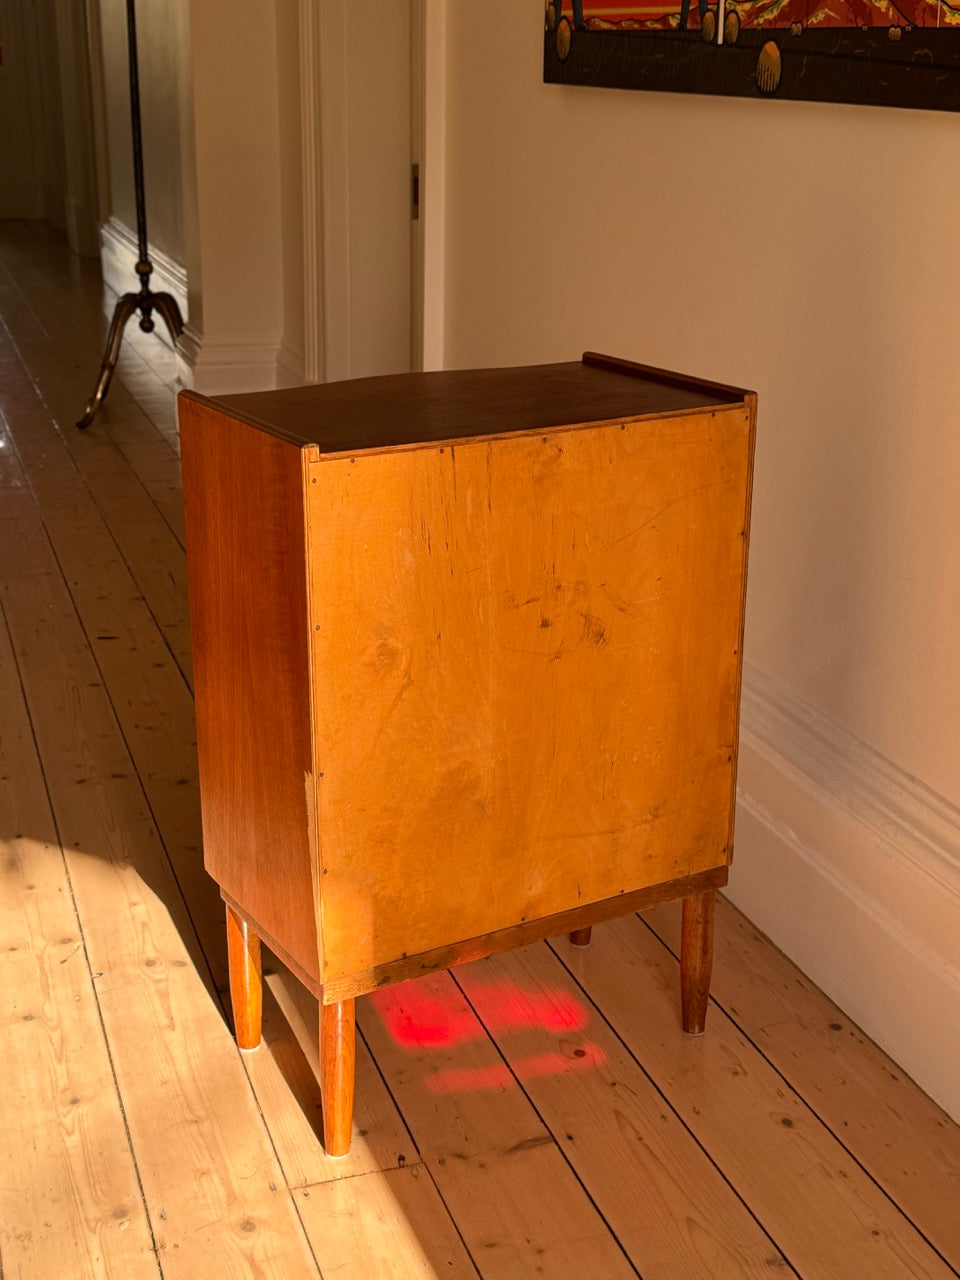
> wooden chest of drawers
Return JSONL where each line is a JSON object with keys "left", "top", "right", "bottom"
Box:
{"left": 179, "top": 352, "right": 756, "bottom": 1154}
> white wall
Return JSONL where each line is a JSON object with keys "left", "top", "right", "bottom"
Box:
{"left": 93, "top": 0, "right": 305, "bottom": 390}
{"left": 99, "top": 0, "right": 188, "bottom": 263}
{"left": 95, "top": 0, "right": 190, "bottom": 316}
{"left": 307, "top": 0, "right": 414, "bottom": 383}
{"left": 53, "top": 0, "right": 102, "bottom": 255}
{"left": 439, "top": 6, "right": 960, "bottom": 1118}
{"left": 176, "top": 0, "right": 307, "bottom": 392}
{"left": 0, "top": 4, "right": 62, "bottom": 223}
{"left": 0, "top": 0, "right": 98, "bottom": 254}
{"left": 342, "top": 3, "right": 412, "bottom": 378}
{"left": 276, "top": 0, "right": 305, "bottom": 386}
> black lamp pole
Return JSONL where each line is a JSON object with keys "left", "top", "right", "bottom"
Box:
{"left": 77, "top": 0, "right": 184, "bottom": 429}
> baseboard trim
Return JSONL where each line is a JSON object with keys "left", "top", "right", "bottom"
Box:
{"left": 742, "top": 665, "right": 960, "bottom": 893}
{"left": 176, "top": 323, "right": 284, "bottom": 395}
{"left": 99, "top": 217, "right": 189, "bottom": 348}
{"left": 276, "top": 339, "right": 305, "bottom": 388}
{"left": 732, "top": 664, "right": 960, "bottom": 1120}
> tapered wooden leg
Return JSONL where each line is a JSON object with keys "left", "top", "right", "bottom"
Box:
{"left": 569, "top": 927, "right": 592, "bottom": 947}
{"left": 226, "top": 905, "right": 262, "bottom": 1050}
{"left": 681, "top": 890, "right": 715, "bottom": 1035}
{"left": 320, "top": 998, "right": 356, "bottom": 1156}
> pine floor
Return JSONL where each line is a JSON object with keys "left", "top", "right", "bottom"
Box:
{"left": 1, "top": 218, "right": 959, "bottom": 1280}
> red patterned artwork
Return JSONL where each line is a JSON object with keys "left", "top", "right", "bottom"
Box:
{"left": 544, "top": 0, "right": 960, "bottom": 109}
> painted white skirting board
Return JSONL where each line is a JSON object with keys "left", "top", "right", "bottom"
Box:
{"left": 175, "top": 324, "right": 290, "bottom": 396}
{"left": 99, "top": 217, "right": 189, "bottom": 346}
{"left": 276, "top": 340, "right": 306, "bottom": 388}
{"left": 732, "top": 663, "right": 960, "bottom": 1121}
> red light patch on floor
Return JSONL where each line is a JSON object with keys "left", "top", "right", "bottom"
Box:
{"left": 369, "top": 977, "right": 605, "bottom": 1094}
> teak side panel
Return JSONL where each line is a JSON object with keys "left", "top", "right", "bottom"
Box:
{"left": 179, "top": 398, "right": 320, "bottom": 984}
{"left": 307, "top": 407, "right": 752, "bottom": 989}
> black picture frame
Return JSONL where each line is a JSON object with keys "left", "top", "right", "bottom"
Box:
{"left": 543, "top": 2, "right": 960, "bottom": 113}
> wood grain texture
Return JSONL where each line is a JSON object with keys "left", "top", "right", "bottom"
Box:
{"left": 296, "top": 1165, "right": 479, "bottom": 1279}
{"left": 0, "top": 552, "right": 159, "bottom": 1280}
{"left": 227, "top": 906, "right": 262, "bottom": 1050}
{"left": 307, "top": 406, "right": 752, "bottom": 989}
{"left": 644, "top": 895, "right": 960, "bottom": 1269}
{"left": 556, "top": 916, "right": 958, "bottom": 1280}
{"left": 725, "top": 391, "right": 758, "bottom": 862}
{"left": 582, "top": 350, "right": 754, "bottom": 400}
{"left": 681, "top": 890, "right": 715, "bottom": 1034}
{"left": 456, "top": 942, "right": 793, "bottom": 1278}
{"left": 0, "top": 461, "right": 321, "bottom": 1279}
{"left": 0, "top": 265, "right": 191, "bottom": 676}
{"left": 252, "top": 969, "right": 416, "bottom": 1188}
{"left": 358, "top": 971, "right": 638, "bottom": 1279}
{"left": 319, "top": 867, "right": 727, "bottom": 1003}
{"left": 320, "top": 998, "right": 356, "bottom": 1156}
{"left": 221, "top": 889, "right": 321, "bottom": 998}
{"left": 102, "top": 426, "right": 186, "bottom": 548}
{"left": 0, "top": 357, "right": 221, "bottom": 988}
{"left": 9, "top": 218, "right": 960, "bottom": 1280}
{"left": 179, "top": 399, "right": 320, "bottom": 986}
{"left": 53, "top": 410, "right": 192, "bottom": 676}
{"left": 193, "top": 355, "right": 747, "bottom": 452}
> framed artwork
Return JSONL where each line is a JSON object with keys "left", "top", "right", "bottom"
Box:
{"left": 543, "top": 0, "right": 960, "bottom": 111}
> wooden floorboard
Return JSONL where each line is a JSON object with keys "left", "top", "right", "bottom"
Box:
{"left": 551, "top": 918, "right": 957, "bottom": 1280}
{"left": 456, "top": 944, "right": 792, "bottom": 1277}
{"left": 643, "top": 896, "right": 960, "bottom": 1267}
{"left": 0, "top": 447, "right": 322, "bottom": 1278}
{"left": 0, "top": 352, "right": 218, "bottom": 984}
{"left": 259, "top": 969, "right": 417, "bottom": 1188}
{"left": 359, "top": 971, "right": 640, "bottom": 1279}
{"left": 0, "top": 557, "right": 159, "bottom": 1280}
{"left": 297, "top": 1165, "right": 479, "bottom": 1279}
{"left": 2, "top": 219, "right": 959, "bottom": 1280}
{"left": 0, "top": 241, "right": 193, "bottom": 683}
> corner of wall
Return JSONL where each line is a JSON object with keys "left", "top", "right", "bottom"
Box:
{"left": 175, "top": 322, "right": 286, "bottom": 396}
{"left": 731, "top": 663, "right": 960, "bottom": 1122}
{"left": 100, "top": 217, "right": 190, "bottom": 345}
{"left": 277, "top": 340, "right": 306, "bottom": 389}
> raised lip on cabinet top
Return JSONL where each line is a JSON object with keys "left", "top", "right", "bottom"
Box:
{"left": 178, "top": 352, "right": 755, "bottom": 458}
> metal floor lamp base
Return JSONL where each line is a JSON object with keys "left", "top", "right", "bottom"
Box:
{"left": 77, "top": 283, "right": 183, "bottom": 429}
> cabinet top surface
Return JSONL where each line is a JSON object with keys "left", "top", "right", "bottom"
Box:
{"left": 180, "top": 353, "right": 752, "bottom": 456}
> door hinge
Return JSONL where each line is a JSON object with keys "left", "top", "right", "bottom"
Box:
{"left": 411, "top": 163, "right": 420, "bottom": 221}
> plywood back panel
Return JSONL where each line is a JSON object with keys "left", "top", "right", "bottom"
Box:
{"left": 306, "top": 406, "right": 753, "bottom": 989}
{"left": 179, "top": 398, "right": 321, "bottom": 984}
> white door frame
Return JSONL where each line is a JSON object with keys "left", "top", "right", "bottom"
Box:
{"left": 298, "top": 0, "right": 445, "bottom": 383}
{"left": 414, "top": 0, "right": 446, "bottom": 373}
